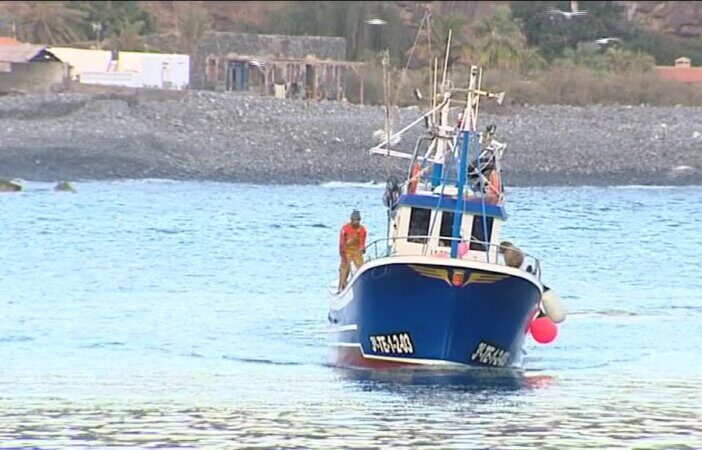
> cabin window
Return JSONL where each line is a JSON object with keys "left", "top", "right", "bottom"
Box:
{"left": 439, "top": 211, "right": 455, "bottom": 247}
{"left": 407, "top": 207, "right": 431, "bottom": 244}
{"left": 469, "top": 215, "right": 494, "bottom": 251}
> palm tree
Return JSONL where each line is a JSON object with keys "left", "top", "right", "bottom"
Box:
{"left": 414, "top": 14, "right": 471, "bottom": 66}
{"left": 554, "top": 43, "right": 608, "bottom": 72}
{"left": 20, "top": 1, "right": 86, "bottom": 44}
{"left": 344, "top": 3, "right": 375, "bottom": 60}
{"left": 474, "top": 5, "right": 527, "bottom": 70}
{"left": 177, "top": 5, "right": 213, "bottom": 55}
{"left": 604, "top": 48, "right": 655, "bottom": 73}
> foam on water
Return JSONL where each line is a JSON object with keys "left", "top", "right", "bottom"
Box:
{"left": 320, "top": 181, "right": 385, "bottom": 189}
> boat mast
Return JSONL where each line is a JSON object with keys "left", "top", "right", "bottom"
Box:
{"left": 450, "top": 65, "right": 481, "bottom": 258}
{"left": 431, "top": 30, "right": 453, "bottom": 188}
{"left": 448, "top": 66, "right": 505, "bottom": 259}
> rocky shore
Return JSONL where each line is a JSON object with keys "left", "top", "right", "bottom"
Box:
{"left": 1, "top": 90, "right": 701, "bottom": 186}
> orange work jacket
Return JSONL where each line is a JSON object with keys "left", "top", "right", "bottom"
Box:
{"left": 339, "top": 223, "right": 367, "bottom": 255}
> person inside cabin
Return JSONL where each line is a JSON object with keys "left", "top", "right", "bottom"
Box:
{"left": 500, "top": 241, "right": 524, "bottom": 268}
{"left": 338, "top": 210, "right": 367, "bottom": 291}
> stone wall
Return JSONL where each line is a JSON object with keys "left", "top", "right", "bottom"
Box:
{"left": 144, "top": 31, "right": 347, "bottom": 90}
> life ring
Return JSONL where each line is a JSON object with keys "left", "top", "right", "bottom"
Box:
{"left": 487, "top": 170, "right": 501, "bottom": 203}
{"left": 408, "top": 162, "right": 421, "bottom": 193}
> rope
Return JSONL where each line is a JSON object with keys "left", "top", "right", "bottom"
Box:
{"left": 419, "top": 115, "right": 466, "bottom": 257}
{"left": 474, "top": 135, "right": 491, "bottom": 264}
{"left": 392, "top": 11, "right": 429, "bottom": 107}
{"left": 422, "top": 133, "right": 457, "bottom": 257}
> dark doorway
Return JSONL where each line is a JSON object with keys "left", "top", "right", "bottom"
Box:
{"left": 226, "top": 61, "right": 248, "bottom": 91}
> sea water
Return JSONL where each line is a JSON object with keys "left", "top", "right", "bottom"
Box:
{"left": 1, "top": 181, "right": 701, "bottom": 449}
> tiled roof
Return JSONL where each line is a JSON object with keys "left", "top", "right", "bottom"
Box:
{"left": 0, "top": 37, "right": 22, "bottom": 46}
{"left": 0, "top": 44, "right": 50, "bottom": 63}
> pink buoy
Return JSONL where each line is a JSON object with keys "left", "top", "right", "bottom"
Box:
{"left": 530, "top": 316, "right": 558, "bottom": 344}
{"left": 458, "top": 241, "right": 469, "bottom": 258}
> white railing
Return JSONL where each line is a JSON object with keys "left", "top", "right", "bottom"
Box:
{"left": 361, "top": 236, "right": 541, "bottom": 279}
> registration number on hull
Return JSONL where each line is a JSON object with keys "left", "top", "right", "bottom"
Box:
{"left": 470, "top": 341, "right": 510, "bottom": 367}
{"left": 370, "top": 333, "right": 414, "bottom": 354}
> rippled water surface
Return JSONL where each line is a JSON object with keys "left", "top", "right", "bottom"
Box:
{"left": 1, "top": 181, "right": 701, "bottom": 449}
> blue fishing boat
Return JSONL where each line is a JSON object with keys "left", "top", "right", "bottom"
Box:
{"left": 327, "top": 63, "right": 565, "bottom": 370}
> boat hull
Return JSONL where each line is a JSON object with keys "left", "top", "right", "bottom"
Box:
{"left": 328, "top": 257, "right": 542, "bottom": 369}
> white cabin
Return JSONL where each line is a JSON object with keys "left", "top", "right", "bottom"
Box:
{"left": 388, "top": 187, "right": 505, "bottom": 264}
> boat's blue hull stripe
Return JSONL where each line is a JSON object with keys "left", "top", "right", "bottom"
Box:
{"left": 396, "top": 194, "right": 507, "bottom": 220}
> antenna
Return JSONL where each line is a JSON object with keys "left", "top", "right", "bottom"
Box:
{"left": 382, "top": 50, "right": 392, "bottom": 153}
{"left": 441, "top": 29, "right": 452, "bottom": 88}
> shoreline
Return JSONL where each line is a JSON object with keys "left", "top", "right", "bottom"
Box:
{"left": 1, "top": 91, "right": 701, "bottom": 186}
{"left": 6, "top": 178, "right": 702, "bottom": 190}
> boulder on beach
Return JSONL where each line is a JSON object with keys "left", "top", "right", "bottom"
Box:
{"left": 54, "top": 181, "right": 77, "bottom": 192}
{"left": 0, "top": 179, "right": 22, "bottom": 192}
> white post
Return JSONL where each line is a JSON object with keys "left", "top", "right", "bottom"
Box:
{"left": 441, "top": 29, "right": 452, "bottom": 87}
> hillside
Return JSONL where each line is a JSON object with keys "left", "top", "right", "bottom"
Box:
{"left": 620, "top": 1, "right": 702, "bottom": 38}
{"left": 2, "top": 1, "right": 701, "bottom": 59}
{"left": 136, "top": 1, "right": 702, "bottom": 40}
{"left": 140, "top": 1, "right": 288, "bottom": 33}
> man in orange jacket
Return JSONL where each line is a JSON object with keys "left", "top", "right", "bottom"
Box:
{"left": 338, "top": 209, "right": 367, "bottom": 291}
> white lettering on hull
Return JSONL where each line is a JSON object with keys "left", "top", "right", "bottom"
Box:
{"left": 370, "top": 333, "right": 414, "bottom": 354}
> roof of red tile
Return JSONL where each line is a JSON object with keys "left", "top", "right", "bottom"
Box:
{"left": 0, "top": 37, "right": 22, "bottom": 46}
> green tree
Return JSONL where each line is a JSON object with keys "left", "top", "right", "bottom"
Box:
{"left": 518, "top": 46, "right": 547, "bottom": 72}
{"left": 20, "top": 1, "right": 87, "bottom": 44}
{"left": 553, "top": 42, "right": 654, "bottom": 73}
{"left": 113, "top": 20, "right": 144, "bottom": 51}
{"left": 511, "top": 1, "right": 629, "bottom": 61}
{"left": 474, "top": 5, "right": 530, "bottom": 70}
{"left": 604, "top": 47, "right": 655, "bottom": 73}
{"left": 70, "top": 1, "right": 154, "bottom": 40}
{"left": 553, "top": 42, "right": 609, "bottom": 71}
{"left": 622, "top": 28, "right": 702, "bottom": 66}
{"left": 422, "top": 14, "right": 472, "bottom": 65}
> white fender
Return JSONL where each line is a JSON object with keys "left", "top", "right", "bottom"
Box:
{"left": 542, "top": 289, "right": 566, "bottom": 324}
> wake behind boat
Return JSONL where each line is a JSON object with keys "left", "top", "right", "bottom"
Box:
{"left": 327, "top": 57, "right": 565, "bottom": 370}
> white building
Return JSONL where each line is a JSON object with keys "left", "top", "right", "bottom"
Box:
{"left": 48, "top": 47, "right": 113, "bottom": 81}
{"left": 48, "top": 47, "right": 190, "bottom": 90}
{"left": 117, "top": 52, "right": 190, "bottom": 90}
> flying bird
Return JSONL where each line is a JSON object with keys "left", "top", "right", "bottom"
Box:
{"left": 594, "top": 37, "right": 621, "bottom": 46}
{"left": 546, "top": 7, "right": 588, "bottom": 19}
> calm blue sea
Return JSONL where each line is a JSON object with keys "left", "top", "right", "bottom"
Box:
{"left": 1, "top": 180, "right": 701, "bottom": 449}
